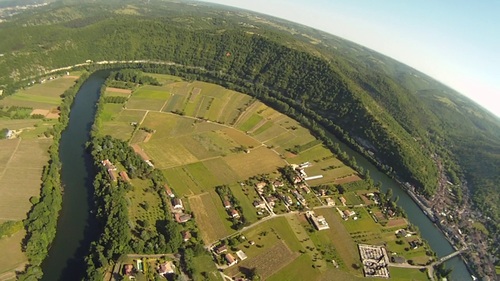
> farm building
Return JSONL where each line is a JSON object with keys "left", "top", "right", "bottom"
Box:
{"left": 339, "top": 196, "right": 347, "bottom": 206}
{"left": 236, "top": 250, "right": 248, "bottom": 261}
{"left": 214, "top": 244, "right": 228, "bottom": 255}
{"left": 119, "top": 171, "right": 131, "bottom": 182}
{"left": 164, "top": 184, "right": 175, "bottom": 198}
{"left": 174, "top": 213, "right": 191, "bottom": 223}
{"left": 230, "top": 209, "right": 240, "bottom": 218}
{"left": 172, "top": 198, "right": 184, "bottom": 210}
{"left": 223, "top": 200, "right": 232, "bottom": 209}
{"left": 107, "top": 169, "right": 118, "bottom": 182}
{"left": 101, "top": 159, "right": 116, "bottom": 170}
{"left": 225, "top": 253, "right": 237, "bottom": 266}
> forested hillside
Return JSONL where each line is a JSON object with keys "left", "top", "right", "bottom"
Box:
{"left": 0, "top": 0, "right": 498, "bottom": 242}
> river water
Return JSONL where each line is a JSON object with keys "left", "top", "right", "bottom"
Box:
{"left": 329, "top": 135, "right": 472, "bottom": 280}
{"left": 40, "top": 69, "right": 470, "bottom": 280}
{"left": 40, "top": 71, "right": 107, "bottom": 281}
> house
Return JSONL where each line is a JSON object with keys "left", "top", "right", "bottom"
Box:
{"left": 172, "top": 198, "right": 184, "bottom": 210}
{"left": 123, "top": 264, "right": 134, "bottom": 276}
{"left": 174, "top": 213, "right": 191, "bottom": 223}
{"left": 339, "top": 196, "right": 347, "bottom": 206}
{"left": 302, "top": 185, "right": 311, "bottom": 194}
{"left": 159, "top": 261, "right": 174, "bottom": 275}
{"left": 253, "top": 200, "right": 266, "bottom": 209}
{"left": 214, "top": 244, "right": 228, "bottom": 255}
{"left": 119, "top": 171, "right": 131, "bottom": 182}
{"left": 343, "top": 209, "right": 355, "bottom": 217}
{"left": 102, "top": 159, "right": 116, "bottom": 170}
{"left": 293, "top": 176, "right": 302, "bottom": 184}
{"left": 283, "top": 195, "right": 293, "bottom": 205}
{"left": 320, "top": 189, "right": 327, "bottom": 196}
{"left": 230, "top": 209, "right": 240, "bottom": 219}
{"left": 325, "top": 197, "right": 335, "bottom": 206}
{"left": 255, "top": 182, "right": 267, "bottom": 193}
{"left": 182, "top": 231, "right": 192, "bottom": 242}
{"left": 164, "top": 184, "right": 175, "bottom": 198}
{"left": 223, "top": 200, "right": 232, "bottom": 209}
{"left": 266, "top": 196, "right": 278, "bottom": 207}
{"left": 225, "top": 253, "right": 237, "bottom": 266}
{"left": 306, "top": 211, "right": 330, "bottom": 230}
{"left": 273, "top": 180, "right": 284, "bottom": 188}
{"left": 256, "top": 182, "right": 267, "bottom": 189}
{"left": 292, "top": 190, "right": 305, "bottom": 204}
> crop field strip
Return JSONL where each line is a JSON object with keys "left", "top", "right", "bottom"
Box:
{"left": 96, "top": 77, "right": 399, "bottom": 281}
{"left": 188, "top": 193, "right": 231, "bottom": 244}
{"left": 0, "top": 138, "right": 51, "bottom": 222}
{"left": 0, "top": 77, "right": 77, "bottom": 110}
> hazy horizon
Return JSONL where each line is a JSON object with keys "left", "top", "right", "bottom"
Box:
{"left": 201, "top": 0, "right": 500, "bottom": 118}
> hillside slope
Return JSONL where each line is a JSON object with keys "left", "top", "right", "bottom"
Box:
{"left": 0, "top": 0, "right": 498, "bottom": 248}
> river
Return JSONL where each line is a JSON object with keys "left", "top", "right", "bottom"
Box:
{"left": 329, "top": 135, "right": 472, "bottom": 280}
{"left": 40, "top": 68, "right": 470, "bottom": 281}
{"left": 40, "top": 71, "right": 107, "bottom": 281}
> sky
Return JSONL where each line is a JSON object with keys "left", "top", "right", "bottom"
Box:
{"left": 201, "top": 0, "right": 500, "bottom": 117}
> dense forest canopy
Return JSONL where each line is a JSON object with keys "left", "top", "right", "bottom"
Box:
{"left": 0, "top": 0, "right": 498, "bottom": 239}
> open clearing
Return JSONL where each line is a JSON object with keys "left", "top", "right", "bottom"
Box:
{"left": 0, "top": 138, "right": 51, "bottom": 221}
{"left": 0, "top": 77, "right": 77, "bottom": 109}
{"left": 189, "top": 193, "right": 231, "bottom": 244}
{"left": 0, "top": 230, "right": 27, "bottom": 279}
{"left": 94, "top": 74, "right": 429, "bottom": 280}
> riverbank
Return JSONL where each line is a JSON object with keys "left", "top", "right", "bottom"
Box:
{"left": 40, "top": 70, "right": 108, "bottom": 281}
{"left": 28, "top": 61, "right": 473, "bottom": 280}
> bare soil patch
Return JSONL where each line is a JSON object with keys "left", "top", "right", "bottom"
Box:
{"left": 131, "top": 144, "right": 150, "bottom": 160}
{"left": 334, "top": 175, "right": 361, "bottom": 184}
{"left": 386, "top": 218, "right": 407, "bottom": 228}
{"left": 106, "top": 87, "right": 132, "bottom": 94}
{"left": 30, "top": 109, "right": 49, "bottom": 116}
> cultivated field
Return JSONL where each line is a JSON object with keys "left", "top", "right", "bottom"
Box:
{"left": 0, "top": 75, "right": 80, "bottom": 277}
{"left": 95, "top": 74, "right": 430, "bottom": 280}
{"left": 188, "top": 193, "right": 231, "bottom": 244}
{"left": 0, "top": 76, "right": 77, "bottom": 110}
{"left": 0, "top": 138, "right": 51, "bottom": 222}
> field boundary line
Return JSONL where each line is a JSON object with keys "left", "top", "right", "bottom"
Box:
{"left": 216, "top": 92, "right": 232, "bottom": 122}
{"left": 194, "top": 96, "right": 205, "bottom": 117}
{"left": 232, "top": 99, "right": 257, "bottom": 127}
{"left": 159, "top": 86, "right": 173, "bottom": 112}
{"left": 128, "top": 110, "right": 149, "bottom": 144}
{"left": 0, "top": 138, "right": 22, "bottom": 181}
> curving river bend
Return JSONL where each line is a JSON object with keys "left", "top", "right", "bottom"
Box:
{"left": 41, "top": 69, "right": 470, "bottom": 281}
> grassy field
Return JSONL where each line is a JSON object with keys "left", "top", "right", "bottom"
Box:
{"left": 0, "top": 230, "right": 28, "bottom": 279}
{"left": 127, "top": 178, "right": 166, "bottom": 231}
{"left": 0, "top": 139, "right": 51, "bottom": 222}
{"left": 0, "top": 76, "right": 80, "bottom": 277}
{"left": 389, "top": 266, "right": 430, "bottom": 280}
{"left": 188, "top": 193, "right": 231, "bottom": 244}
{"left": 94, "top": 75, "right": 432, "bottom": 280}
{"left": 223, "top": 146, "right": 286, "bottom": 179}
{"left": 0, "top": 77, "right": 77, "bottom": 110}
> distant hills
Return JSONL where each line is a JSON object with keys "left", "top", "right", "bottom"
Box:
{"left": 0, "top": 0, "right": 498, "bottom": 240}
